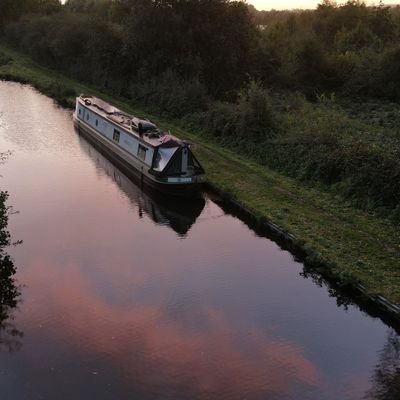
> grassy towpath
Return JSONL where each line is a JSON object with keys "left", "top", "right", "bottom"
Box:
{"left": 1, "top": 43, "right": 400, "bottom": 308}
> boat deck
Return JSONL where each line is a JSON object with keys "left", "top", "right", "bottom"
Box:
{"left": 79, "top": 95, "right": 177, "bottom": 148}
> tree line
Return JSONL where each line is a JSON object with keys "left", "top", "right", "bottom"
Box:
{"left": 1, "top": 0, "right": 400, "bottom": 220}
{"left": 2, "top": 0, "right": 400, "bottom": 99}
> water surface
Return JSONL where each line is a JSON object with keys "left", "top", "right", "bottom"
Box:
{"left": 0, "top": 81, "right": 399, "bottom": 400}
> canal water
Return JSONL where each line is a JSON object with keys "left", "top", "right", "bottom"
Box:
{"left": 0, "top": 81, "right": 398, "bottom": 400}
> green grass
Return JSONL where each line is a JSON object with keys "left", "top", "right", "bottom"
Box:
{"left": 1, "top": 44, "right": 400, "bottom": 307}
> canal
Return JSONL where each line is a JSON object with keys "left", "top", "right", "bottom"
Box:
{"left": 0, "top": 81, "right": 398, "bottom": 400}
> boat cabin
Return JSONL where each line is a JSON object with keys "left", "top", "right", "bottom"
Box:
{"left": 75, "top": 95, "right": 204, "bottom": 183}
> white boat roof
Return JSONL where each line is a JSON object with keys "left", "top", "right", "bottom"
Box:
{"left": 78, "top": 95, "right": 185, "bottom": 149}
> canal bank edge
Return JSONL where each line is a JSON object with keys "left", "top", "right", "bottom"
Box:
{"left": 210, "top": 183, "right": 400, "bottom": 329}
{"left": 1, "top": 44, "right": 400, "bottom": 325}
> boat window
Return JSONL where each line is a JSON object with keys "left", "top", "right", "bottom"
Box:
{"left": 164, "top": 150, "right": 182, "bottom": 175}
{"left": 95, "top": 119, "right": 98, "bottom": 126}
{"left": 152, "top": 147, "right": 178, "bottom": 171}
{"left": 78, "top": 109, "right": 81, "bottom": 115}
{"left": 113, "top": 129, "right": 120, "bottom": 142}
{"left": 86, "top": 113, "right": 89, "bottom": 121}
{"left": 138, "top": 144, "right": 147, "bottom": 161}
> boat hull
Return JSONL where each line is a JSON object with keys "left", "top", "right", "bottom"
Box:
{"left": 73, "top": 116, "right": 204, "bottom": 198}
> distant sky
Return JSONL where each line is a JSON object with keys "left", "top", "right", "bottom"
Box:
{"left": 248, "top": 0, "right": 319, "bottom": 9}
{"left": 248, "top": 0, "right": 376, "bottom": 10}
{"left": 57, "top": 0, "right": 376, "bottom": 12}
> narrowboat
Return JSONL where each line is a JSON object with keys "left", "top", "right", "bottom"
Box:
{"left": 73, "top": 95, "right": 205, "bottom": 196}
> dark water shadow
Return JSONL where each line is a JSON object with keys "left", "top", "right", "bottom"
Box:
{"left": 211, "top": 194, "right": 400, "bottom": 335}
{"left": 77, "top": 135, "right": 205, "bottom": 237}
{"left": 0, "top": 253, "right": 22, "bottom": 353}
{"left": 0, "top": 197, "right": 23, "bottom": 353}
{"left": 364, "top": 329, "right": 400, "bottom": 400}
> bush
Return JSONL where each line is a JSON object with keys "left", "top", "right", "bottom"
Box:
{"left": 0, "top": 51, "right": 12, "bottom": 66}
{"left": 192, "top": 82, "right": 276, "bottom": 159}
{"left": 262, "top": 97, "right": 400, "bottom": 212}
{"left": 129, "top": 70, "right": 209, "bottom": 118}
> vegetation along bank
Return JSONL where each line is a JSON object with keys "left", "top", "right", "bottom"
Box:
{"left": 0, "top": 0, "right": 400, "bottom": 318}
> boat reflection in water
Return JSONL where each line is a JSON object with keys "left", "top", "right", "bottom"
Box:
{"left": 77, "top": 134, "right": 205, "bottom": 237}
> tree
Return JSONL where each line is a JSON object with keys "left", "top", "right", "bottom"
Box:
{"left": 0, "top": 0, "right": 61, "bottom": 29}
{"left": 122, "top": 0, "right": 258, "bottom": 97}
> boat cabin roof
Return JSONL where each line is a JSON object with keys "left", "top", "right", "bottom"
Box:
{"left": 78, "top": 95, "right": 185, "bottom": 149}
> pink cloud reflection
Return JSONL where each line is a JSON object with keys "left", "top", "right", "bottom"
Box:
{"left": 19, "top": 258, "right": 321, "bottom": 399}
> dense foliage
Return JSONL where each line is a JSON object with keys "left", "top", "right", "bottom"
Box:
{"left": 1, "top": 0, "right": 400, "bottom": 219}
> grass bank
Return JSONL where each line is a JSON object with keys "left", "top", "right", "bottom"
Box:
{"left": 1, "top": 44, "right": 400, "bottom": 313}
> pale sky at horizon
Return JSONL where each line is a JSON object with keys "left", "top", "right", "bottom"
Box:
{"left": 249, "top": 0, "right": 319, "bottom": 10}
{"left": 248, "top": 0, "right": 376, "bottom": 10}
{"left": 58, "top": 0, "right": 378, "bottom": 12}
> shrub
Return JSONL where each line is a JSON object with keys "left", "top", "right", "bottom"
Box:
{"left": 0, "top": 51, "right": 12, "bottom": 66}
{"left": 129, "top": 70, "right": 209, "bottom": 118}
{"left": 194, "top": 81, "right": 276, "bottom": 153}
